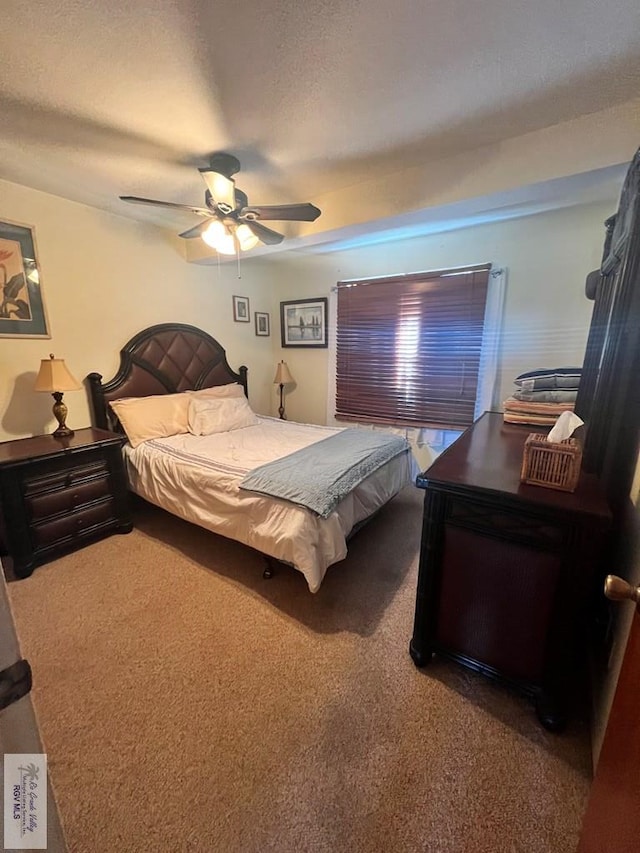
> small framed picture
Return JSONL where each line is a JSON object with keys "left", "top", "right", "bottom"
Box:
{"left": 255, "top": 311, "right": 270, "bottom": 337}
{"left": 233, "top": 295, "right": 250, "bottom": 323}
{"left": 280, "top": 297, "right": 328, "bottom": 348}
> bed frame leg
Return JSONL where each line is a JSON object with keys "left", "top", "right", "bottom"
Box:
{"left": 263, "top": 557, "right": 276, "bottom": 580}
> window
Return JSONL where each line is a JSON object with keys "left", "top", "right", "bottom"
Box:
{"left": 335, "top": 265, "right": 491, "bottom": 428}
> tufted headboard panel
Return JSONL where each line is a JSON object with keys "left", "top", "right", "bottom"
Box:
{"left": 87, "top": 323, "right": 248, "bottom": 432}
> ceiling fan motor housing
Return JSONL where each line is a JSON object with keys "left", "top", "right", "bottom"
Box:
{"left": 205, "top": 152, "right": 241, "bottom": 179}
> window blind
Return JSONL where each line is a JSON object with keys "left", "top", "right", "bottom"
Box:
{"left": 335, "top": 265, "right": 491, "bottom": 428}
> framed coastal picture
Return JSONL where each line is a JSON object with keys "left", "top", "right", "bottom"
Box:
{"left": 0, "top": 219, "right": 50, "bottom": 338}
{"left": 232, "top": 294, "right": 250, "bottom": 323}
{"left": 280, "top": 298, "right": 328, "bottom": 348}
{"left": 255, "top": 311, "right": 270, "bottom": 336}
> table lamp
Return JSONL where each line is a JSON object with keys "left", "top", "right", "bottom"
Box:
{"left": 34, "top": 354, "right": 82, "bottom": 438}
{"left": 273, "top": 360, "right": 294, "bottom": 420}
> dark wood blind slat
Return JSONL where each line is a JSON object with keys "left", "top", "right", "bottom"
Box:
{"left": 336, "top": 266, "right": 490, "bottom": 428}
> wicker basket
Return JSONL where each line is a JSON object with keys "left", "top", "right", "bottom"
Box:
{"left": 520, "top": 433, "right": 582, "bottom": 492}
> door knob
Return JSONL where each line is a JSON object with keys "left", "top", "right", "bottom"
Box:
{"left": 604, "top": 575, "right": 640, "bottom": 605}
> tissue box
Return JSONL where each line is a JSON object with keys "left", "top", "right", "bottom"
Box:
{"left": 520, "top": 434, "right": 582, "bottom": 492}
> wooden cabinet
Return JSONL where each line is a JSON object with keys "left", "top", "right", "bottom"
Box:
{"left": 410, "top": 412, "right": 611, "bottom": 730}
{"left": 0, "top": 428, "right": 132, "bottom": 578}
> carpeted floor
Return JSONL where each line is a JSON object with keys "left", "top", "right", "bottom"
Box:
{"left": 8, "top": 487, "right": 592, "bottom": 853}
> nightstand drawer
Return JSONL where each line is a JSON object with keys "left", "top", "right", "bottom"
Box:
{"left": 26, "top": 475, "right": 112, "bottom": 520}
{"left": 31, "top": 498, "right": 116, "bottom": 548}
{"left": 24, "top": 460, "right": 109, "bottom": 496}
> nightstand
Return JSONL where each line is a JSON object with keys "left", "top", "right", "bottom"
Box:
{"left": 0, "top": 428, "right": 132, "bottom": 579}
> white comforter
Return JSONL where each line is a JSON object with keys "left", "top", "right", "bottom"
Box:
{"left": 123, "top": 417, "right": 416, "bottom": 592}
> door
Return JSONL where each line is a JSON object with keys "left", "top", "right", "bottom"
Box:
{"left": 0, "top": 560, "right": 67, "bottom": 852}
{"left": 577, "top": 580, "right": 640, "bottom": 852}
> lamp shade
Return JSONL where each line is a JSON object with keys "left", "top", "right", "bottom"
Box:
{"left": 202, "top": 220, "right": 236, "bottom": 254}
{"left": 235, "top": 223, "right": 260, "bottom": 251}
{"left": 34, "top": 354, "right": 81, "bottom": 392}
{"left": 273, "top": 361, "right": 294, "bottom": 385}
{"left": 201, "top": 219, "right": 225, "bottom": 248}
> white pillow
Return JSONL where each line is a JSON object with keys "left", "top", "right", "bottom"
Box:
{"left": 109, "top": 393, "right": 190, "bottom": 448}
{"left": 187, "top": 384, "right": 245, "bottom": 399}
{"left": 188, "top": 396, "right": 259, "bottom": 436}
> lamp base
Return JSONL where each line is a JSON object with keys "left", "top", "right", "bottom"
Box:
{"left": 52, "top": 425, "right": 75, "bottom": 439}
{"left": 51, "top": 392, "right": 74, "bottom": 439}
{"left": 278, "top": 384, "right": 286, "bottom": 420}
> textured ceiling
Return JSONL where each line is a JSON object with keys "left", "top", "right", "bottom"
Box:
{"left": 1, "top": 0, "right": 640, "bottom": 252}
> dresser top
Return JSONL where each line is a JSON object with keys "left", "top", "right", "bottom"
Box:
{"left": 0, "top": 427, "right": 124, "bottom": 466}
{"left": 417, "top": 412, "right": 611, "bottom": 520}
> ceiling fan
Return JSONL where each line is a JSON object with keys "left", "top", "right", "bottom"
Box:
{"left": 119, "top": 152, "right": 321, "bottom": 254}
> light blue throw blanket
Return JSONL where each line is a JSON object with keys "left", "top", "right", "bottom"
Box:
{"left": 240, "top": 429, "right": 409, "bottom": 518}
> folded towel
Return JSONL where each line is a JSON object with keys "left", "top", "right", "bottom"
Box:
{"left": 503, "top": 412, "right": 560, "bottom": 426}
{"left": 503, "top": 398, "right": 575, "bottom": 415}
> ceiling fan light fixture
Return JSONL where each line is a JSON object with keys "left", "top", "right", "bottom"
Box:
{"left": 201, "top": 218, "right": 224, "bottom": 248}
{"left": 202, "top": 219, "right": 235, "bottom": 254}
{"left": 217, "top": 231, "right": 237, "bottom": 255}
{"left": 202, "top": 171, "right": 236, "bottom": 214}
{"left": 235, "top": 223, "right": 260, "bottom": 251}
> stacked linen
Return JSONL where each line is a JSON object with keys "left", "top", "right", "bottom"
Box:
{"left": 503, "top": 398, "right": 576, "bottom": 426}
{"left": 503, "top": 367, "right": 581, "bottom": 426}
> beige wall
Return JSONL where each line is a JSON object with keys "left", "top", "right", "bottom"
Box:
{"left": 266, "top": 200, "right": 614, "bottom": 425}
{"left": 0, "top": 179, "right": 280, "bottom": 441}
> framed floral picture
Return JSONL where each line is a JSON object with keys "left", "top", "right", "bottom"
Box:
{"left": 233, "top": 295, "right": 250, "bottom": 323}
{"left": 0, "top": 219, "right": 50, "bottom": 338}
{"left": 280, "top": 297, "right": 328, "bottom": 348}
{"left": 255, "top": 311, "right": 270, "bottom": 336}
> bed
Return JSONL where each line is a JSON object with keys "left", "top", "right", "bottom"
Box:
{"left": 88, "top": 323, "right": 416, "bottom": 592}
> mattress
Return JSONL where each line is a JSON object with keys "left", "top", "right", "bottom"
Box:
{"left": 123, "top": 416, "right": 417, "bottom": 592}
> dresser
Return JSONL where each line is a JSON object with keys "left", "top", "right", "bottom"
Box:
{"left": 410, "top": 412, "right": 611, "bottom": 730}
{"left": 0, "top": 428, "right": 132, "bottom": 579}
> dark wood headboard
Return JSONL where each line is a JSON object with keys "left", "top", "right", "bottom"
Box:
{"left": 87, "top": 323, "right": 248, "bottom": 431}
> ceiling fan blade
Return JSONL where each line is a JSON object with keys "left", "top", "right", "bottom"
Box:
{"left": 239, "top": 203, "right": 321, "bottom": 222}
{"left": 178, "top": 219, "right": 214, "bottom": 239}
{"left": 246, "top": 221, "right": 285, "bottom": 245}
{"left": 119, "top": 196, "right": 211, "bottom": 216}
